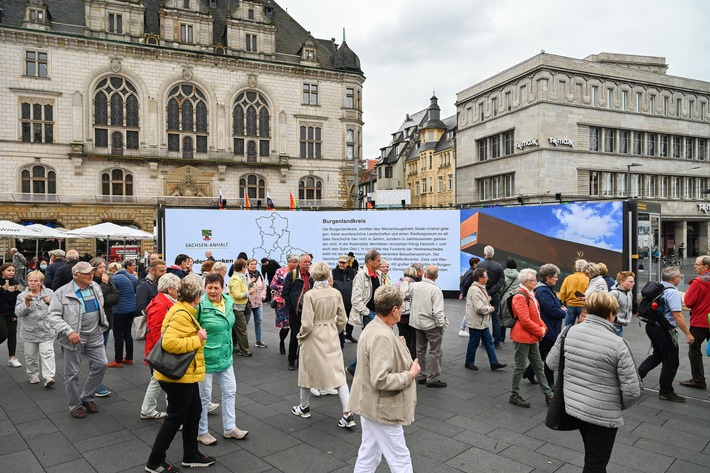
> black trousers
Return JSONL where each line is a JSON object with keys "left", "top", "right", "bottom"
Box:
{"left": 578, "top": 419, "right": 618, "bottom": 473}
{"left": 148, "top": 381, "right": 202, "bottom": 466}
{"left": 638, "top": 323, "right": 679, "bottom": 394}
{"left": 0, "top": 313, "right": 18, "bottom": 357}
{"left": 288, "top": 311, "right": 302, "bottom": 364}
{"left": 112, "top": 314, "right": 134, "bottom": 362}
{"left": 689, "top": 326, "right": 710, "bottom": 384}
{"left": 396, "top": 322, "right": 418, "bottom": 361}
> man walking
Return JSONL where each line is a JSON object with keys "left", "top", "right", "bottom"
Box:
{"left": 282, "top": 253, "right": 313, "bottom": 370}
{"left": 410, "top": 265, "right": 448, "bottom": 387}
{"left": 346, "top": 250, "right": 383, "bottom": 375}
{"left": 680, "top": 256, "right": 710, "bottom": 390}
{"left": 51, "top": 249, "right": 81, "bottom": 291}
{"left": 477, "top": 246, "right": 505, "bottom": 346}
{"left": 47, "top": 262, "right": 108, "bottom": 418}
{"left": 638, "top": 267, "right": 694, "bottom": 402}
{"left": 10, "top": 248, "right": 27, "bottom": 287}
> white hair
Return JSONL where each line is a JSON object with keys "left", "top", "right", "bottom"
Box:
{"left": 483, "top": 245, "right": 495, "bottom": 258}
{"left": 574, "top": 259, "right": 588, "bottom": 272}
{"left": 517, "top": 268, "right": 537, "bottom": 284}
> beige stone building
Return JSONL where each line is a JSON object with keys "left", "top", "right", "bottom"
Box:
{"left": 0, "top": 0, "right": 364, "bottom": 257}
{"left": 456, "top": 52, "right": 710, "bottom": 257}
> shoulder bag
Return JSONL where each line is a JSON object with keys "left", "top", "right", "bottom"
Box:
{"left": 545, "top": 325, "right": 579, "bottom": 431}
{"left": 146, "top": 309, "right": 199, "bottom": 380}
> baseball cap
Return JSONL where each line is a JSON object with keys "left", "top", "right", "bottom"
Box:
{"left": 338, "top": 255, "right": 349, "bottom": 263}
{"left": 72, "top": 261, "right": 95, "bottom": 274}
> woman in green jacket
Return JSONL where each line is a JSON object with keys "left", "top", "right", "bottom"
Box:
{"left": 196, "top": 272, "right": 249, "bottom": 446}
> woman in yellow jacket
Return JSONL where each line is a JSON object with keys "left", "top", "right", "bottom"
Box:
{"left": 145, "top": 275, "right": 214, "bottom": 473}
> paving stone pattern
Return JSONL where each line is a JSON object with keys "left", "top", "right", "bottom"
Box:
{"left": 0, "top": 300, "right": 708, "bottom": 472}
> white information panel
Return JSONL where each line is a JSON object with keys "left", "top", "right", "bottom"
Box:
{"left": 164, "top": 209, "right": 461, "bottom": 290}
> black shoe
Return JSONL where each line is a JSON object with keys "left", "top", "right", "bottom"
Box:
{"left": 509, "top": 394, "right": 530, "bottom": 408}
{"left": 490, "top": 363, "right": 507, "bottom": 371}
{"left": 659, "top": 391, "right": 686, "bottom": 402}
{"left": 426, "top": 380, "right": 447, "bottom": 388}
{"left": 345, "top": 334, "right": 358, "bottom": 343}
{"left": 238, "top": 351, "right": 253, "bottom": 357}
{"left": 279, "top": 340, "right": 286, "bottom": 355}
{"left": 345, "top": 365, "right": 355, "bottom": 377}
{"left": 288, "top": 362, "right": 296, "bottom": 371}
{"left": 464, "top": 364, "right": 479, "bottom": 371}
{"left": 679, "top": 379, "right": 707, "bottom": 389}
{"left": 417, "top": 377, "right": 427, "bottom": 385}
{"left": 524, "top": 373, "right": 538, "bottom": 385}
{"left": 182, "top": 453, "right": 215, "bottom": 468}
{"left": 145, "top": 461, "right": 181, "bottom": 473}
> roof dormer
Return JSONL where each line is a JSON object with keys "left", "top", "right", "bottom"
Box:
{"left": 23, "top": 0, "right": 49, "bottom": 31}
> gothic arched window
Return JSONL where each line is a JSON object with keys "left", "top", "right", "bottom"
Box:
{"left": 21, "top": 165, "right": 57, "bottom": 195}
{"left": 102, "top": 168, "right": 133, "bottom": 196}
{"left": 299, "top": 176, "right": 322, "bottom": 201}
{"left": 93, "top": 77, "right": 139, "bottom": 153}
{"left": 239, "top": 174, "right": 265, "bottom": 199}
{"left": 233, "top": 91, "right": 270, "bottom": 160}
{"left": 167, "top": 83, "right": 208, "bottom": 157}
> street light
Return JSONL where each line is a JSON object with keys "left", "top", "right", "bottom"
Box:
{"left": 626, "top": 163, "right": 642, "bottom": 197}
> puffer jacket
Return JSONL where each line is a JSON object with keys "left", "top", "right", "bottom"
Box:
{"left": 510, "top": 287, "right": 545, "bottom": 344}
{"left": 153, "top": 301, "right": 206, "bottom": 384}
{"left": 610, "top": 284, "right": 633, "bottom": 326}
{"left": 15, "top": 286, "right": 55, "bottom": 342}
{"left": 546, "top": 314, "right": 642, "bottom": 428}
{"left": 247, "top": 271, "right": 267, "bottom": 309}
{"left": 534, "top": 282, "right": 566, "bottom": 342}
{"left": 585, "top": 275, "right": 609, "bottom": 297}
{"left": 465, "top": 282, "right": 494, "bottom": 329}
{"left": 47, "top": 281, "right": 108, "bottom": 351}
{"left": 196, "top": 293, "right": 235, "bottom": 373}
{"left": 112, "top": 269, "right": 137, "bottom": 316}
{"left": 501, "top": 268, "right": 520, "bottom": 300}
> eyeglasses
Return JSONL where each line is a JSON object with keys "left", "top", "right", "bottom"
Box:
{"left": 526, "top": 278, "right": 536, "bottom": 282}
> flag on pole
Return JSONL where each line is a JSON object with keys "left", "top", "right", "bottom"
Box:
{"left": 289, "top": 192, "right": 301, "bottom": 211}
{"left": 266, "top": 192, "right": 275, "bottom": 210}
{"left": 244, "top": 193, "right": 251, "bottom": 210}
{"left": 219, "top": 187, "right": 225, "bottom": 210}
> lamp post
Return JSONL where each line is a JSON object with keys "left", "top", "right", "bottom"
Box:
{"left": 626, "top": 163, "right": 642, "bottom": 197}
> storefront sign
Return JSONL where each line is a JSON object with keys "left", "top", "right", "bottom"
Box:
{"left": 516, "top": 139, "right": 538, "bottom": 150}
{"left": 548, "top": 137, "right": 574, "bottom": 147}
{"left": 698, "top": 203, "right": 710, "bottom": 213}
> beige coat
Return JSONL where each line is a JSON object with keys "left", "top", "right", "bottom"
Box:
{"left": 465, "top": 282, "right": 495, "bottom": 329}
{"left": 349, "top": 316, "right": 417, "bottom": 425}
{"left": 297, "top": 285, "right": 347, "bottom": 389}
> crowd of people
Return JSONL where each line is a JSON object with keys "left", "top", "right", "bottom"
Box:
{"left": 0, "top": 244, "right": 707, "bottom": 473}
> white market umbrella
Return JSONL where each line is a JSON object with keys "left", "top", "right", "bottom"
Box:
{"left": 24, "top": 224, "right": 70, "bottom": 239}
{"left": 66, "top": 222, "right": 153, "bottom": 240}
{"left": 0, "top": 220, "right": 44, "bottom": 238}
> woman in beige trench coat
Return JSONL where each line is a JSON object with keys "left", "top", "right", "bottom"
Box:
{"left": 290, "top": 262, "right": 355, "bottom": 428}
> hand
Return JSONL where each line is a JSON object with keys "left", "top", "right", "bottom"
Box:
{"left": 197, "top": 329, "right": 207, "bottom": 342}
{"left": 459, "top": 294, "right": 463, "bottom": 300}
{"left": 687, "top": 334, "right": 695, "bottom": 345}
{"left": 400, "top": 335, "right": 406, "bottom": 344}
{"left": 14, "top": 285, "right": 21, "bottom": 292}
{"left": 2, "top": 281, "right": 9, "bottom": 290}
{"left": 101, "top": 274, "right": 109, "bottom": 283}
{"left": 42, "top": 296, "right": 51, "bottom": 304}
{"left": 25, "top": 292, "right": 34, "bottom": 305}
{"left": 248, "top": 287, "right": 255, "bottom": 295}
{"left": 68, "top": 331, "right": 81, "bottom": 344}
{"left": 409, "top": 358, "right": 421, "bottom": 379}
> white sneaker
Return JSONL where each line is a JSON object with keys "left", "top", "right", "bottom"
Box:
{"left": 338, "top": 413, "right": 356, "bottom": 428}
{"left": 458, "top": 329, "right": 468, "bottom": 337}
{"left": 310, "top": 388, "right": 321, "bottom": 397}
{"left": 207, "top": 402, "right": 219, "bottom": 413}
{"left": 8, "top": 358, "right": 22, "bottom": 367}
{"left": 223, "top": 427, "right": 249, "bottom": 439}
{"left": 29, "top": 374, "right": 40, "bottom": 384}
{"left": 44, "top": 378, "right": 55, "bottom": 388}
{"left": 291, "top": 404, "right": 311, "bottom": 418}
{"left": 197, "top": 432, "right": 218, "bottom": 446}
{"left": 320, "top": 388, "right": 338, "bottom": 396}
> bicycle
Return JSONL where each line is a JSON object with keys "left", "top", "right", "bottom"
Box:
{"left": 660, "top": 255, "right": 682, "bottom": 269}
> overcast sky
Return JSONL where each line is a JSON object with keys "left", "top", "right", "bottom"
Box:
{"left": 283, "top": 0, "right": 710, "bottom": 161}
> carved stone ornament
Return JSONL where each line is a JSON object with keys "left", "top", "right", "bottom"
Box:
{"left": 110, "top": 57, "right": 122, "bottom": 73}
{"left": 182, "top": 65, "right": 194, "bottom": 81}
{"left": 248, "top": 74, "right": 257, "bottom": 88}
{"left": 165, "top": 165, "right": 213, "bottom": 197}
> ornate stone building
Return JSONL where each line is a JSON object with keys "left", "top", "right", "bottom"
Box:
{"left": 0, "top": 0, "right": 364, "bottom": 256}
{"left": 456, "top": 52, "right": 710, "bottom": 257}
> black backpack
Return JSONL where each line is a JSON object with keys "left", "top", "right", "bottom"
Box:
{"left": 637, "top": 281, "right": 673, "bottom": 331}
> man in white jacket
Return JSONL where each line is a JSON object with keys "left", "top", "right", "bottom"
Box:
{"left": 409, "top": 265, "right": 448, "bottom": 387}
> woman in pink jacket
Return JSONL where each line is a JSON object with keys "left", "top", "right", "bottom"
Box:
{"left": 509, "top": 268, "right": 554, "bottom": 408}
{"left": 246, "top": 258, "right": 268, "bottom": 348}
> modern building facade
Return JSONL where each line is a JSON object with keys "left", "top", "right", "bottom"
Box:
{"left": 376, "top": 95, "right": 456, "bottom": 209}
{"left": 456, "top": 52, "right": 710, "bottom": 257}
{"left": 0, "top": 0, "right": 363, "bottom": 256}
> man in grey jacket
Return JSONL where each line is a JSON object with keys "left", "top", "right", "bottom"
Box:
{"left": 410, "top": 265, "right": 448, "bottom": 387}
{"left": 47, "top": 261, "right": 108, "bottom": 419}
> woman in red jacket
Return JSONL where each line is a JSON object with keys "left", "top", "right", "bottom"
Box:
{"left": 509, "top": 268, "right": 554, "bottom": 408}
{"left": 139, "top": 273, "right": 180, "bottom": 419}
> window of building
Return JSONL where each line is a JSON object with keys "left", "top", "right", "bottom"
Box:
{"left": 505, "top": 91, "right": 511, "bottom": 112}
{"left": 414, "top": 181, "right": 419, "bottom": 195}
{"left": 429, "top": 155, "right": 433, "bottom": 169}
{"left": 677, "top": 98, "right": 682, "bottom": 117}
{"left": 478, "top": 102, "right": 484, "bottom": 121}
{"left": 101, "top": 169, "right": 133, "bottom": 196}
{"left": 21, "top": 165, "right": 56, "bottom": 195}
{"left": 167, "top": 83, "right": 208, "bottom": 157}
{"left": 492, "top": 97, "right": 498, "bottom": 116}
{"left": 239, "top": 174, "right": 265, "bottom": 199}
{"left": 660, "top": 134, "right": 669, "bottom": 157}
{"left": 685, "top": 177, "right": 696, "bottom": 199}
{"left": 646, "top": 133, "right": 655, "bottom": 156}
{"left": 429, "top": 177, "right": 433, "bottom": 193}
{"left": 303, "top": 83, "right": 318, "bottom": 105}
{"left": 180, "top": 24, "right": 194, "bottom": 43}
{"left": 346, "top": 128, "right": 355, "bottom": 160}
{"left": 658, "top": 176, "right": 669, "bottom": 198}
{"left": 25, "top": 50, "right": 48, "bottom": 78}
{"left": 671, "top": 177, "right": 681, "bottom": 199}
{"left": 688, "top": 100, "right": 694, "bottom": 118}
{"left": 299, "top": 176, "right": 322, "bottom": 201}
{"left": 591, "top": 86, "right": 597, "bottom": 107}
{"left": 303, "top": 48, "right": 316, "bottom": 61}
{"left": 699, "top": 139, "right": 706, "bottom": 161}
{"left": 685, "top": 137, "right": 694, "bottom": 159}
{"left": 183, "top": 0, "right": 191, "bottom": 8}
{"left": 28, "top": 7, "right": 46, "bottom": 23}
{"left": 672, "top": 136, "right": 681, "bottom": 158}
{"left": 649, "top": 95, "right": 655, "bottom": 114}
{"left": 589, "top": 127, "right": 600, "bottom": 152}
{"left": 232, "top": 90, "right": 270, "bottom": 160}
{"left": 635, "top": 92, "right": 641, "bottom": 112}
{"left": 589, "top": 171, "right": 599, "bottom": 196}
{"left": 299, "top": 125, "right": 321, "bottom": 158}
{"left": 20, "top": 101, "right": 53, "bottom": 143}
{"left": 346, "top": 88, "right": 355, "bottom": 108}
{"left": 604, "top": 129, "right": 614, "bottom": 153}
{"left": 94, "top": 76, "right": 140, "bottom": 152}
{"left": 621, "top": 90, "right": 627, "bottom": 110}
{"left": 438, "top": 176, "right": 444, "bottom": 192}
{"left": 632, "top": 131, "right": 642, "bottom": 155}
{"left": 607, "top": 89, "right": 613, "bottom": 109}
{"left": 478, "top": 139, "right": 487, "bottom": 161}
{"left": 478, "top": 179, "right": 488, "bottom": 200}
{"left": 601, "top": 172, "right": 613, "bottom": 196}
{"left": 491, "top": 134, "right": 500, "bottom": 158}
{"left": 619, "top": 130, "right": 629, "bottom": 154}
{"left": 478, "top": 173, "right": 514, "bottom": 201}
{"left": 246, "top": 34, "right": 257, "bottom": 52}
{"left": 385, "top": 167, "right": 393, "bottom": 178}
{"left": 645, "top": 175, "right": 656, "bottom": 197}
{"left": 108, "top": 13, "right": 123, "bottom": 34}
{"left": 421, "top": 180, "right": 427, "bottom": 194}
{"left": 663, "top": 96, "right": 669, "bottom": 115}
{"left": 248, "top": 8, "right": 255, "bottom": 20}
{"left": 616, "top": 173, "right": 627, "bottom": 197}
{"left": 504, "top": 174, "right": 514, "bottom": 197}
{"left": 701, "top": 102, "right": 706, "bottom": 120}
{"left": 631, "top": 174, "right": 641, "bottom": 197}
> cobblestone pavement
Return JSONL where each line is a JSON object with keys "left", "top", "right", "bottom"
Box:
{"left": 1, "top": 299, "right": 708, "bottom": 472}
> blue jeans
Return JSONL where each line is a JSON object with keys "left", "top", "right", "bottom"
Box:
{"left": 565, "top": 306, "right": 583, "bottom": 326}
{"left": 465, "top": 327, "right": 498, "bottom": 367}
{"left": 249, "top": 305, "right": 263, "bottom": 343}
{"left": 347, "top": 311, "right": 375, "bottom": 374}
{"left": 614, "top": 324, "right": 623, "bottom": 337}
{"left": 198, "top": 367, "right": 237, "bottom": 435}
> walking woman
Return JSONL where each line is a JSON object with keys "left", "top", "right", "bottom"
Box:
{"left": 0, "top": 263, "right": 23, "bottom": 367}
{"left": 145, "top": 275, "right": 214, "bottom": 472}
{"left": 464, "top": 268, "right": 507, "bottom": 371}
{"left": 246, "top": 258, "right": 267, "bottom": 348}
{"left": 291, "top": 262, "right": 355, "bottom": 428}
{"left": 271, "top": 255, "right": 298, "bottom": 355}
{"left": 15, "top": 270, "right": 56, "bottom": 386}
{"left": 196, "top": 273, "right": 248, "bottom": 446}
